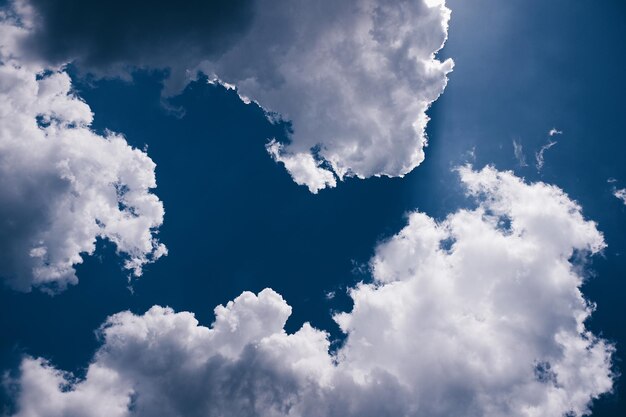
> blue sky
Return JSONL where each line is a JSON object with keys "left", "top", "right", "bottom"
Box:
{"left": 1, "top": 1, "right": 625, "bottom": 416}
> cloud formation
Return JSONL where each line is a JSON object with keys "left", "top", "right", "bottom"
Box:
{"left": 535, "top": 128, "right": 562, "bottom": 172}
{"left": 535, "top": 139, "right": 557, "bottom": 171}
{"left": 203, "top": 0, "right": 453, "bottom": 192}
{"left": 12, "top": 0, "right": 453, "bottom": 193}
{"left": 613, "top": 188, "right": 626, "bottom": 205}
{"left": 0, "top": 14, "right": 166, "bottom": 292}
{"left": 513, "top": 139, "right": 527, "bottom": 167}
{"left": 8, "top": 167, "right": 613, "bottom": 416}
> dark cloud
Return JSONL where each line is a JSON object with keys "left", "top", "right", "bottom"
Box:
{"left": 20, "top": 0, "right": 255, "bottom": 74}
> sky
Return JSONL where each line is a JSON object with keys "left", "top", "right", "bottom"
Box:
{"left": 0, "top": 1, "right": 625, "bottom": 416}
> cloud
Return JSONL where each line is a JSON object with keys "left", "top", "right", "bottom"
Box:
{"left": 607, "top": 179, "right": 626, "bottom": 205}
{"left": 12, "top": 0, "right": 453, "bottom": 193}
{"left": 201, "top": 0, "right": 453, "bottom": 192}
{"left": 535, "top": 139, "right": 557, "bottom": 171}
{"left": 266, "top": 140, "right": 336, "bottom": 194}
{"left": 0, "top": 14, "right": 166, "bottom": 292}
{"left": 549, "top": 128, "right": 563, "bottom": 136}
{"left": 15, "top": 0, "right": 255, "bottom": 78}
{"left": 512, "top": 139, "right": 527, "bottom": 166}
{"left": 613, "top": 188, "right": 626, "bottom": 205}
{"left": 7, "top": 166, "right": 614, "bottom": 416}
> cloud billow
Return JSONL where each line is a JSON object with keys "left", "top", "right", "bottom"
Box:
{"left": 19, "top": 0, "right": 255, "bottom": 76}
{"left": 8, "top": 167, "right": 614, "bottom": 416}
{"left": 14, "top": 0, "right": 453, "bottom": 193}
{"left": 203, "top": 0, "right": 454, "bottom": 192}
{"left": 0, "top": 14, "right": 166, "bottom": 292}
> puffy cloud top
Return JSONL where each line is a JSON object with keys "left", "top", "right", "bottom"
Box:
{"left": 207, "top": 0, "right": 453, "bottom": 192}
{"left": 11, "top": 0, "right": 453, "bottom": 193}
{"left": 8, "top": 167, "right": 613, "bottom": 416}
{"left": 0, "top": 14, "right": 166, "bottom": 292}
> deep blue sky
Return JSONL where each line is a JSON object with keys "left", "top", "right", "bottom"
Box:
{"left": 1, "top": 1, "right": 625, "bottom": 415}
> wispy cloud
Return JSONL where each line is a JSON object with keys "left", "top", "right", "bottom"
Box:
{"left": 512, "top": 139, "right": 527, "bottom": 167}
{"left": 535, "top": 140, "right": 557, "bottom": 171}
{"left": 613, "top": 188, "right": 626, "bottom": 205}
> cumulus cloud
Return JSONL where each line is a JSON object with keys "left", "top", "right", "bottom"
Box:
{"left": 11, "top": 0, "right": 453, "bottom": 193}
{"left": 535, "top": 129, "right": 562, "bottom": 171}
{"left": 7, "top": 167, "right": 614, "bottom": 416}
{"left": 202, "top": 0, "right": 453, "bottom": 192}
{"left": 606, "top": 179, "right": 626, "bottom": 205}
{"left": 266, "top": 140, "right": 337, "bottom": 194}
{"left": 0, "top": 13, "right": 166, "bottom": 292}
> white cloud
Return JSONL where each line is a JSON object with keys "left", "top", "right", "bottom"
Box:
{"left": 613, "top": 188, "right": 626, "bottom": 205}
{"left": 8, "top": 167, "right": 613, "bottom": 416}
{"left": 195, "top": 0, "right": 453, "bottom": 192}
{"left": 266, "top": 139, "right": 336, "bottom": 193}
{"left": 535, "top": 139, "right": 557, "bottom": 171}
{"left": 8, "top": 0, "right": 453, "bottom": 193}
{"left": 0, "top": 14, "right": 165, "bottom": 292}
{"left": 607, "top": 179, "right": 626, "bottom": 205}
{"left": 549, "top": 128, "right": 563, "bottom": 136}
{"left": 513, "top": 139, "right": 527, "bottom": 166}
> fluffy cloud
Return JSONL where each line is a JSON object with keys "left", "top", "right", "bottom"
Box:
{"left": 608, "top": 179, "right": 626, "bottom": 205}
{"left": 536, "top": 130, "right": 560, "bottom": 172}
{"left": 0, "top": 14, "right": 165, "bottom": 292}
{"left": 8, "top": 167, "right": 613, "bottom": 416}
{"left": 12, "top": 0, "right": 453, "bottom": 193}
{"left": 201, "top": 0, "right": 453, "bottom": 192}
